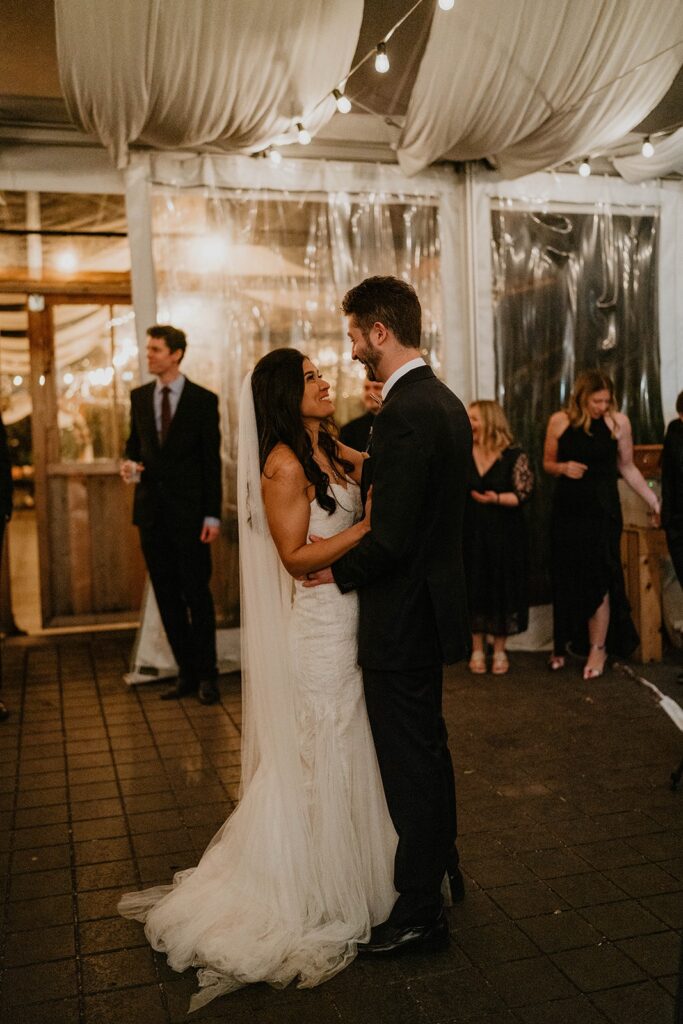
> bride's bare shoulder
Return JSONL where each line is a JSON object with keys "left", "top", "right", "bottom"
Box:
{"left": 262, "top": 445, "right": 307, "bottom": 488}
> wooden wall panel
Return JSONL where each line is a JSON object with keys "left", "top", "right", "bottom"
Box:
{"left": 47, "top": 477, "right": 73, "bottom": 617}
{"left": 209, "top": 515, "right": 240, "bottom": 627}
{"left": 89, "top": 476, "right": 144, "bottom": 612}
{"left": 46, "top": 470, "right": 147, "bottom": 623}
{"left": 67, "top": 475, "right": 93, "bottom": 615}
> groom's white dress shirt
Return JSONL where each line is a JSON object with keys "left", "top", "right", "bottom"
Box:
{"left": 382, "top": 357, "right": 426, "bottom": 401}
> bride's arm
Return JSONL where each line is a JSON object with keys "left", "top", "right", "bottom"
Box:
{"left": 262, "top": 450, "right": 369, "bottom": 577}
{"left": 336, "top": 440, "right": 368, "bottom": 484}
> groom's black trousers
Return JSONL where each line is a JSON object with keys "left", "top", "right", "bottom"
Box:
{"left": 363, "top": 664, "right": 458, "bottom": 926}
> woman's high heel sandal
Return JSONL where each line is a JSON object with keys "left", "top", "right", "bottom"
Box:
{"left": 492, "top": 652, "right": 509, "bottom": 675}
{"left": 583, "top": 644, "right": 607, "bottom": 680}
{"left": 548, "top": 655, "right": 565, "bottom": 671}
{"left": 468, "top": 651, "right": 487, "bottom": 674}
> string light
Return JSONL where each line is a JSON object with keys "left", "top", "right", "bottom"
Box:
{"left": 333, "top": 88, "right": 352, "bottom": 114}
{"left": 374, "top": 41, "right": 390, "bottom": 73}
{"left": 268, "top": 147, "right": 282, "bottom": 165}
{"left": 578, "top": 157, "right": 591, "bottom": 177}
{"left": 55, "top": 248, "right": 78, "bottom": 273}
{"left": 258, "top": 0, "right": 428, "bottom": 155}
{"left": 641, "top": 136, "right": 654, "bottom": 158}
{"left": 297, "top": 122, "right": 311, "bottom": 145}
{"left": 438, "top": 0, "right": 455, "bottom": 9}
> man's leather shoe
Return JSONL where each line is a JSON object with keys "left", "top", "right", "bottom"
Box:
{"left": 447, "top": 865, "right": 466, "bottom": 904}
{"left": 197, "top": 679, "right": 220, "bottom": 705}
{"left": 160, "top": 678, "right": 197, "bottom": 701}
{"left": 357, "top": 910, "right": 449, "bottom": 956}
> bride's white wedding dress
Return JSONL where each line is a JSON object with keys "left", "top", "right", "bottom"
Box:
{"left": 119, "top": 378, "right": 396, "bottom": 1012}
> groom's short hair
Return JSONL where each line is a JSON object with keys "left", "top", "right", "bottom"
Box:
{"left": 342, "top": 276, "right": 421, "bottom": 349}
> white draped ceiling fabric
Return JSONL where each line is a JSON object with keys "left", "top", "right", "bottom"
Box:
{"left": 55, "top": 0, "right": 363, "bottom": 169}
{"left": 55, "top": 0, "right": 683, "bottom": 181}
{"left": 397, "top": 0, "right": 683, "bottom": 179}
{"left": 615, "top": 127, "right": 683, "bottom": 183}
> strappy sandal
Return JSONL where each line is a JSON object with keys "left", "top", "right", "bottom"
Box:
{"left": 548, "top": 655, "right": 565, "bottom": 671}
{"left": 492, "top": 652, "right": 509, "bottom": 675}
{"left": 468, "top": 651, "right": 487, "bottom": 674}
{"left": 583, "top": 644, "right": 607, "bottom": 680}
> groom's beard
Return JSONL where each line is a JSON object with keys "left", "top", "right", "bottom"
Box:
{"left": 356, "top": 340, "right": 382, "bottom": 382}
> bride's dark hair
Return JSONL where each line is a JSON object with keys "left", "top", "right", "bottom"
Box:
{"left": 251, "top": 348, "right": 354, "bottom": 514}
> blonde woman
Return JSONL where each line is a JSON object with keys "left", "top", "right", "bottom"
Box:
{"left": 543, "top": 370, "right": 660, "bottom": 679}
{"left": 464, "top": 401, "right": 534, "bottom": 675}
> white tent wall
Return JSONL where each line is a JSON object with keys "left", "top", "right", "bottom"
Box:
{"left": 4, "top": 146, "right": 681, "bottom": 424}
{"left": 467, "top": 167, "right": 683, "bottom": 421}
{"left": 3, "top": 145, "right": 683, "bottom": 661}
{"left": 124, "top": 152, "right": 471, "bottom": 401}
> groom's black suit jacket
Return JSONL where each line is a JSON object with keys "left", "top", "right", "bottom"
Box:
{"left": 125, "top": 378, "right": 222, "bottom": 535}
{"left": 332, "top": 365, "right": 471, "bottom": 671}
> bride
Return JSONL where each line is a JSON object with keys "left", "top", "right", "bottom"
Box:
{"left": 119, "top": 348, "right": 397, "bottom": 1010}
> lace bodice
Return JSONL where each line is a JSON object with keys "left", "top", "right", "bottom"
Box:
{"left": 291, "top": 481, "right": 363, "bottom": 708}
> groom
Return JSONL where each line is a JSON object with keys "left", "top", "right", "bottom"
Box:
{"left": 307, "top": 276, "right": 471, "bottom": 954}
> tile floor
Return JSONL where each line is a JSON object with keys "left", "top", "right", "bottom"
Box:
{"left": 0, "top": 636, "right": 681, "bottom": 1024}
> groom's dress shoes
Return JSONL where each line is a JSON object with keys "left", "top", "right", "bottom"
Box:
{"left": 198, "top": 679, "right": 220, "bottom": 705}
{"left": 160, "top": 678, "right": 197, "bottom": 701}
{"left": 357, "top": 910, "right": 449, "bottom": 956}
{"left": 447, "top": 866, "right": 466, "bottom": 904}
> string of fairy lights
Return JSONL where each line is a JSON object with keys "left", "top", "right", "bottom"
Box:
{"left": 577, "top": 123, "right": 683, "bottom": 178}
{"left": 256, "top": 1, "right": 683, "bottom": 177}
{"left": 261, "top": 0, "right": 452, "bottom": 164}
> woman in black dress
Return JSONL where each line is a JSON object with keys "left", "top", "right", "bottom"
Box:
{"left": 464, "top": 401, "right": 534, "bottom": 675}
{"left": 543, "top": 370, "right": 661, "bottom": 679}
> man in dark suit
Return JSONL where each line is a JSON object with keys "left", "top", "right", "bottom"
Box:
{"left": 306, "top": 277, "right": 471, "bottom": 954}
{"left": 339, "top": 379, "right": 383, "bottom": 451}
{"left": 0, "top": 414, "right": 12, "bottom": 721}
{"left": 122, "top": 325, "right": 222, "bottom": 704}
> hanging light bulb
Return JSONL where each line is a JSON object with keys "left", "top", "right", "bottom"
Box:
{"left": 438, "top": 0, "right": 455, "bottom": 9}
{"left": 297, "top": 122, "right": 311, "bottom": 145}
{"left": 333, "top": 88, "right": 352, "bottom": 114}
{"left": 268, "top": 147, "right": 282, "bottom": 166}
{"left": 578, "top": 157, "right": 591, "bottom": 178}
{"left": 375, "top": 41, "right": 389, "bottom": 73}
{"left": 641, "top": 136, "right": 654, "bottom": 158}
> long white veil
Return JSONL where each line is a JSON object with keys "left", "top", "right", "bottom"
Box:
{"left": 236, "top": 371, "right": 308, "bottom": 803}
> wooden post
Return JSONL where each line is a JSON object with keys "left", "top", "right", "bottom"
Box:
{"left": 620, "top": 527, "right": 668, "bottom": 663}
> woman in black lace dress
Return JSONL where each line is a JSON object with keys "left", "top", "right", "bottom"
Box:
{"left": 464, "top": 401, "right": 534, "bottom": 675}
{"left": 543, "top": 371, "right": 661, "bottom": 679}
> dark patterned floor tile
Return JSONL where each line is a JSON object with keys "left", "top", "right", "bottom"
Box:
{"left": 517, "top": 910, "right": 603, "bottom": 953}
{"left": 577, "top": 900, "right": 666, "bottom": 940}
{"left": 482, "top": 955, "right": 578, "bottom": 1007}
{"left": 81, "top": 946, "right": 157, "bottom": 993}
{"left": 590, "top": 980, "right": 676, "bottom": 1024}
{"left": 616, "top": 930, "right": 681, "bottom": 977}
{"left": 551, "top": 943, "right": 646, "bottom": 992}
{"left": 4, "top": 920, "right": 76, "bottom": 967}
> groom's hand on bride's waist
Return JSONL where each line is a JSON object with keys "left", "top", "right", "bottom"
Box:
{"left": 301, "top": 568, "right": 334, "bottom": 587}
{"left": 301, "top": 537, "right": 334, "bottom": 586}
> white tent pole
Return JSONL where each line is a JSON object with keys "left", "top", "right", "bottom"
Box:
{"left": 124, "top": 154, "right": 157, "bottom": 384}
{"left": 438, "top": 176, "right": 470, "bottom": 402}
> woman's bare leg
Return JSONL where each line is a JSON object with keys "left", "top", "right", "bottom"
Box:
{"left": 586, "top": 593, "right": 609, "bottom": 673}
